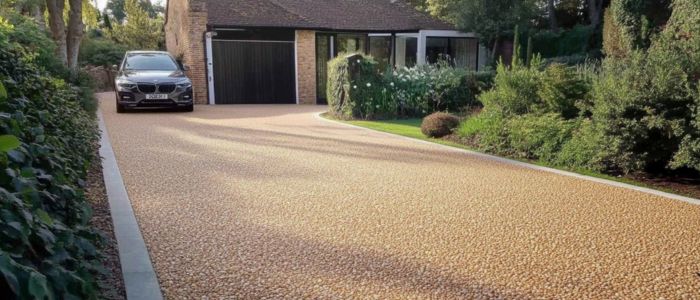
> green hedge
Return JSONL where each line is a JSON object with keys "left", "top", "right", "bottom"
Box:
{"left": 532, "top": 25, "right": 597, "bottom": 58}
{"left": 0, "top": 17, "right": 103, "bottom": 298}
{"left": 79, "top": 36, "right": 127, "bottom": 67}
{"left": 327, "top": 53, "right": 492, "bottom": 120}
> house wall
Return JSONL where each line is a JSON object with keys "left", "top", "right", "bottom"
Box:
{"left": 295, "top": 30, "right": 317, "bottom": 105}
{"left": 165, "top": 0, "right": 208, "bottom": 104}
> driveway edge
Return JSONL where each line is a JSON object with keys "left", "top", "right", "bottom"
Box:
{"left": 98, "top": 109, "right": 164, "bottom": 300}
{"left": 316, "top": 113, "right": 700, "bottom": 206}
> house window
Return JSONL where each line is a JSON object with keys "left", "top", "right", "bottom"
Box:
{"left": 316, "top": 33, "right": 333, "bottom": 104}
{"left": 369, "top": 36, "right": 393, "bottom": 70}
{"left": 336, "top": 34, "right": 366, "bottom": 54}
{"left": 426, "top": 37, "right": 479, "bottom": 70}
{"left": 395, "top": 36, "right": 417, "bottom": 68}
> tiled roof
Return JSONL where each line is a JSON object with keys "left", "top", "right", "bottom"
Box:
{"left": 206, "top": 0, "right": 454, "bottom": 31}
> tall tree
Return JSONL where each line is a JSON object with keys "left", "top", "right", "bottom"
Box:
{"left": 105, "top": 0, "right": 162, "bottom": 23}
{"left": 452, "top": 0, "right": 538, "bottom": 58}
{"left": 110, "top": 0, "right": 163, "bottom": 49}
{"left": 547, "top": 0, "right": 558, "bottom": 31}
{"left": 588, "top": 0, "right": 605, "bottom": 27}
{"left": 66, "top": 0, "right": 84, "bottom": 68}
{"left": 45, "top": 0, "right": 84, "bottom": 69}
{"left": 45, "top": 0, "right": 67, "bottom": 65}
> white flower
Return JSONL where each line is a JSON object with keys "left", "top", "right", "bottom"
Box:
{"left": 376, "top": 105, "right": 380, "bottom": 108}
{"left": 357, "top": 59, "right": 361, "bottom": 63}
{"left": 390, "top": 82, "right": 395, "bottom": 87}
{"left": 366, "top": 83, "right": 372, "bottom": 87}
{"left": 353, "top": 85, "right": 357, "bottom": 89}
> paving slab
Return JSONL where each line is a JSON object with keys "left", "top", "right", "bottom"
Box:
{"left": 98, "top": 93, "right": 700, "bottom": 299}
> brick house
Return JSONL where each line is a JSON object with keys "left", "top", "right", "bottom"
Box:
{"left": 165, "top": 0, "right": 486, "bottom": 105}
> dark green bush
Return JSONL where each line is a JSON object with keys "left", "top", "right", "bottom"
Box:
{"left": 79, "top": 37, "right": 127, "bottom": 67}
{"left": 421, "top": 112, "right": 460, "bottom": 138}
{"left": 532, "top": 25, "right": 597, "bottom": 58}
{"left": 0, "top": 17, "right": 102, "bottom": 299}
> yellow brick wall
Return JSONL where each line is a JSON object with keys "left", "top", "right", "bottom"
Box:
{"left": 296, "top": 30, "right": 317, "bottom": 105}
{"left": 165, "top": 0, "right": 208, "bottom": 104}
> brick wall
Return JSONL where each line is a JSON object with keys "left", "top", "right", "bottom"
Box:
{"left": 165, "top": 0, "right": 209, "bottom": 104}
{"left": 296, "top": 30, "right": 317, "bottom": 105}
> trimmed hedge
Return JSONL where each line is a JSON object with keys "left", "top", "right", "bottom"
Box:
{"left": 421, "top": 112, "right": 460, "bottom": 138}
{"left": 0, "top": 17, "right": 103, "bottom": 298}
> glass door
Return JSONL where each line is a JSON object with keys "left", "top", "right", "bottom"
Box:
{"left": 316, "top": 33, "right": 332, "bottom": 105}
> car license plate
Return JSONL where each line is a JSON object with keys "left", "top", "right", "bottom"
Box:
{"left": 146, "top": 94, "right": 169, "bottom": 100}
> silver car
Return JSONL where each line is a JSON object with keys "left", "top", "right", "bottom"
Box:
{"left": 114, "top": 51, "right": 194, "bottom": 113}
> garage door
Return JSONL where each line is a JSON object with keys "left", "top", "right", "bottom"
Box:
{"left": 212, "top": 36, "right": 296, "bottom": 104}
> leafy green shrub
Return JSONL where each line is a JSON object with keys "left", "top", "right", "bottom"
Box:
{"left": 79, "top": 37, "right": 127, "bottom": 67}
{"left": 0, "top": 18, "right": 102, "bottom": 298}
{"left": 327, "top": 54, "right": 490, "bottom": 120}
{"left": 0, "top": 11, "right": 64, "bottom": 75}
{"left": 457, "top": 110, "right": 510, "bottom": 153}
{"left": 537, "top": 63, "right": 591, "bottom": 118}
{"left": 327, "top": 54, "right": 392, "bottom": 119}
{"left": 388, "top": 61, "right": 485, "bottom": 115}
{"left": 506, "top": 113, "right": 577, "bottom": 163}
{"left": 479, "top": 59, "right": 542, "bottom": 115}
{"left": 555, "top": 119, "right": 606, "bottom": 171}
{"left": 421, "top": 112, "right": 460, "bottom": 138}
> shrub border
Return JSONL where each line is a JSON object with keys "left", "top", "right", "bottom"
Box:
{"left": 98, "top": 109, "right": 164, "bottom": 300}
{"left": 316, "top": 113, "right": 700, "bottom": 206}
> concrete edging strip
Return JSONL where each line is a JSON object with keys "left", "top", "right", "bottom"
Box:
{"left": 315, "top": 113, "right": 700, "bottom": 206}
{"left": 98, "top": 109, "right": 164, "bottom": 300}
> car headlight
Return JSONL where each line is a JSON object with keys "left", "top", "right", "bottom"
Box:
{"left": 177, "top": 81, "right": 192, "bottom": 89}
{"left": 116, "top": 79, "right": 136, "bottom": 90}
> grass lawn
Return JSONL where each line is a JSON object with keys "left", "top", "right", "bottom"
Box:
{"left": 327, "top": 115, "right": 700, "bottom": 200}
{"left": 344, "top": 118, "right": 470, "bottom": 149}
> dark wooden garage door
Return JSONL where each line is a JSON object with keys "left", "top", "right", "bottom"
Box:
{"left": 212, "top": 40, "right": 296, "bottom": 104}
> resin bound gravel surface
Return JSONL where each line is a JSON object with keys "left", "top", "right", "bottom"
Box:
{"left": 98, "top": 93, "right": 700, "bottom": 299}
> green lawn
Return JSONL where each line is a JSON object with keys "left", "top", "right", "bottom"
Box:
{"left": 344, "top": 118, "right": 471, "bottom": 149}
{"left": 329, "top": 115, "right": 696, "bottom": 198}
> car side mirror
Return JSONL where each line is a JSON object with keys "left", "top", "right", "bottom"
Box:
{"left": 182, "top": 65, "right": 190, "bottom": 71}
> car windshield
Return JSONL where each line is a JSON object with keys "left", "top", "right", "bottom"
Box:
{"left": 124, "top": 53, "right": 179, "bottom": 71}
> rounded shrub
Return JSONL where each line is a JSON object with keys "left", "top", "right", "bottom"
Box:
{"left": 421, "top": 112, "right": 460, "bottom": 138}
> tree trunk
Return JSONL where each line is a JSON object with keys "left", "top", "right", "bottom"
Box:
{"left": 548, "top": 0, "right": 558, "bottom": 31}
{"left": 491, "top": 36, "right": 500, "bottom": 63}
{"left": 45, "top": 0, "right": 67, "bottom": 65}
{"left": 588, "top": 0, "right": 603, "bottom": 27}
{"left": 66, "top": 0, "right": 84, "bottom": 70}
{"left": 32, "top": 4, "right": 46, "bottom": 30}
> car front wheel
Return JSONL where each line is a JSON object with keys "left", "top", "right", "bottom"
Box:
{"left": 182, "top": 104, "right": 194, "bottom": 112}
{"left": 116, "top": 102, "right": 126, "bottom": 113}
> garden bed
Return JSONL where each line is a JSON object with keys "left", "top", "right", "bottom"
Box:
{"left": 86, "top": 150, "right": 126, "bottom": 300}
{"left": 331, "top": 115, "right": 700, "bottom": 200}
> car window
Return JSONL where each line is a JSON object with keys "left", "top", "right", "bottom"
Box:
{"left": 124, "top": 54, "right": 179, "bottom": 71}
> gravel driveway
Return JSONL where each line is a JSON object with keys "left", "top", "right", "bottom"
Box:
{"left": 98, "top": 93, "right": 700, "bottom": 299}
